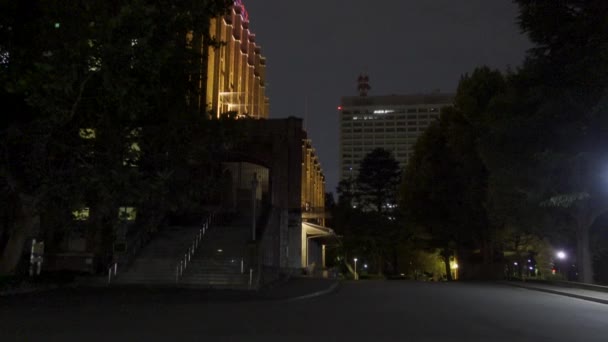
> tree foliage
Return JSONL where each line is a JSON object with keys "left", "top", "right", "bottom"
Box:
{"left": 0, "top": 0, "right": 235, "bottom": 275}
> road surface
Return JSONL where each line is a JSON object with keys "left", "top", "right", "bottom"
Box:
{"left": 1, "top": 281, "right": 607, "bottom": 341}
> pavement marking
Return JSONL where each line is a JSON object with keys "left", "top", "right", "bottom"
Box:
{"left": 283, "top": 281, "right": 341, "bottom": 302}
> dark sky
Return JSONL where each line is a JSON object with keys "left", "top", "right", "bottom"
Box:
{"left": 244, "top": 0, "right": 532, "bottom": 194}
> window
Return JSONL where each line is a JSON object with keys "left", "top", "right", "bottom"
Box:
{"left": 408, "top": 127, "right": 417, "bottom": 132}
{"left": 118, "top": 207, "right": 137, "bottom": 221}
{"left": 386, "top": 128, "right": 395, "bottom": 132}
{"left": 375, "top": 128, "right": 384, "bottom": 132}
{"left": 79, "top": 128, "right": 96, "bottom": 139}
{"left": 418, "top": 108, "right": 429, "bottom": 113}
{"left": 72, "top": 208, "right": 90, "bottom": 221}
{"left": 407, "top": 108, "right": 417, "bottom": 113}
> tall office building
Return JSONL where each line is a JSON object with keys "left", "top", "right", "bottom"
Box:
{"left": 339, "top": 78, "right": 454, "bottom": 181}
{"left": 190, "top": 0, "right": 269, "bottom": 119}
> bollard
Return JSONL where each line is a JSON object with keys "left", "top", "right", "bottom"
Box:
{"left": 108, "top": 268, "right": 112, "bottom": 283}
{"left": 176, "top": 266, "right": 179, "bottom": 283}
{"left": 241, "top": 259, "right": 244, "bottom": 274}
{"left": 249, "top": 268, "right": 253, "bottom": 288}
{"left": 113, "top": 263, "right": 117, "bottom": 276}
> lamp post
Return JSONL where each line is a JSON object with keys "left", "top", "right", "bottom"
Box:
{"left": 354, "top": 257, "right": 358, "bottom": 280}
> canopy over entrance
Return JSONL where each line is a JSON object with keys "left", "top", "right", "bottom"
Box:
{"left": 302, "top": 222, "right": 340, "bottom": 269}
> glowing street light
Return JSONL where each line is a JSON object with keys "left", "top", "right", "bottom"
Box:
{"left": 556, "top": 251, "right": 567, "bottom": 260}
{"left": 354, "top": 258, "right": 358, "bottom": 280}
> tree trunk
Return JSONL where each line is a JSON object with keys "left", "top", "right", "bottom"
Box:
{"left": 441, "top": 248, "right": 453, "bottom": 281}
{"left": 576, "top": 220, "right": 593, "bottom": 283}
{"left": 0, "top": 198, "right": 39, "bottom": 275}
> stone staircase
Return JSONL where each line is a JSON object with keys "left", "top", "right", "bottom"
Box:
{"left": 180, "top": 216, "right": 252, "bottom": 289}
{"left": 113, "top": 226, "right": 201, "bottom": 285}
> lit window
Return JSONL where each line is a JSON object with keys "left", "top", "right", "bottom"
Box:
{"left": 131, "top": 39, "right": 138, "bottom": 47}
{"left": 72, "top": 208, "right": 90, "bottom": 221}
{"left": 118, "top": 207, "right": 137, "bottom": 221}
{"left": 79, "top": 128, "right": 96, "bottom": 139}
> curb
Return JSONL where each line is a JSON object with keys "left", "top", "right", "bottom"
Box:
{"left": 502, "top": 282, "right": 608, "bottom": 305}
{"left": 283, "top": 280, "right": 341, "bottom": 302}
{"left": 0, "top": 284, "right": 61, "bottom": 297}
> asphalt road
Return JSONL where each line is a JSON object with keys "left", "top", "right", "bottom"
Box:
{"left": 1, "top": 281, "right": 607, "bottom": 341}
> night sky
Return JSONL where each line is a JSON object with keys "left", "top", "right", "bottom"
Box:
{"left": 244, "top": 0, "right": 532, "bottom": 194}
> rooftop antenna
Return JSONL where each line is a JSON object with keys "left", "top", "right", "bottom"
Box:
{"left": 357, "top": 73, "right": 371, "bottom": 97}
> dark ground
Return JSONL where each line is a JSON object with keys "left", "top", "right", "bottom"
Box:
{"left": 1, "top": 281, "right": 607, "bottom": 341}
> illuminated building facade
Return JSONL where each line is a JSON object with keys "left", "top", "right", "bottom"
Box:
{"left": 339, "top": 93, "right": 454, "bottom": 181}
{"left": 205, "top": 0, "right": 269, "bottom": 119}
{"left": 301, "top": 139, "right": 326, "bottom": 225}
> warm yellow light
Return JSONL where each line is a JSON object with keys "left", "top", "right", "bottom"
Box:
{"left": 79, "top": 128, "right": 96, "bottom": 139}
{"left": 118, "top": 207, "right": 137, "bottom": 221}
{"left": 72, "top": 208, "right": 90, "bottom": 221}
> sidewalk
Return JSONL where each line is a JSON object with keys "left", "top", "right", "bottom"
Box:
{"left": 258, "top": 277, "right": 340, "bottom": 301}
{"left": 503, "top": 280, "right": 608, "bottom": 305}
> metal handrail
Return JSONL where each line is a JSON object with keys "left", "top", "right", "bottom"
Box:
{"left": 175, "top": 213, "right": 214, "bottom": 283}
{"left": 107, "top": 263, "right": 117, "bottom": 283}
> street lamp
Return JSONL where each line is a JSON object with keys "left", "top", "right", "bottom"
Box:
{"left": 556, "top": 251, "right": 567, "bottom": 260}
{"left": 354, "top": 258, "right": 358, "bottom": 280}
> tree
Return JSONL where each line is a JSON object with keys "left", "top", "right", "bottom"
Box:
{"left": 355, "top": 148, "right": 401, "bottom": 213}
{"left": 331, "top": 149, "right": 405, "bottom": 275}
{"left": 483, "top": 0, "right": 608, "bottom": 283}
{"left": 401, "top": 107, "right": 489, "bottom": 280}
{"left": 0, "top": 0, "right": 234, "bottom": 275}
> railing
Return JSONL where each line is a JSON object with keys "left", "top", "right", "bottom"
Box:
{"left": 175, "top": 213, "right": 214, "bottom": 283}
{"left": 107, "top": 262, "right": 118, "bottom": 283}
